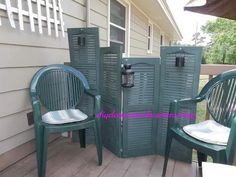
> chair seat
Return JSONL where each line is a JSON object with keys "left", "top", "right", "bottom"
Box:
{"left": 171, "top": 127, "right": 227, "bottom": 153}
{"left": 42, "top": 109, "right": 88, "bottom": 124}
{"left": 183, "top": 120, "right": 230, "bottom": 145}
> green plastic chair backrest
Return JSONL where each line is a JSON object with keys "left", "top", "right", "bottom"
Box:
{"left": 30, "top": 64, "right": 90, "bottom": 112}
{"left": 198, "top": 69, "right": 236, "bottom": 127}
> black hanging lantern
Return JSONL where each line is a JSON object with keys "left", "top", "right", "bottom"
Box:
{"left": 121, "top": 64, "right": 134, "bottom": 88}
{"left": 175, "top": 48, "right": 186, "bottom": 67}
{"left": 175, "top": 55, "right": 185, "bottom": 67}
{"left": 77, "top": 36, "right": 86, "bottom": 47}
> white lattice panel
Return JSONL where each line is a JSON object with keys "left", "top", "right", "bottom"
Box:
{"left": 0, "top": 0, "right": 65, "bottom": 37}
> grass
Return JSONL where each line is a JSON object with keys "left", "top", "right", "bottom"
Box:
{"left": 196, "top": 75, "right": 208, "bottom": 123}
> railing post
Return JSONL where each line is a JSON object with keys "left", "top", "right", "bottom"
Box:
{"left": 205, "top": 74, "right": 213, "bottom": 120}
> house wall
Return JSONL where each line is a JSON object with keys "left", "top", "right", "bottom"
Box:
{"left": 163, "top": 35, "right": 171, "bottom": 46}
{"left": 0, "top": 0, "right": 175, "bottom": 156}
{"left": 90, "top": 0, "right": 108, "bottom": 46}
{"left": 130, "top": 4, "right": 161, "bottom": 57}
{"left": 129, "top": 4, "right": 148, "bottom": 56}
{"left": 0, "top": 0, "right": 87, "bottom": 155}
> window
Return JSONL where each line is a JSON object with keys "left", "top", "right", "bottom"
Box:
{"left": 147, "top": 22, "right": 153, "bottom": 53}
{"left": 109, "top": 0, "right": 127, "bottom": 53}
{"left": 160, "top": 35, "right": 163, "bottom": 46}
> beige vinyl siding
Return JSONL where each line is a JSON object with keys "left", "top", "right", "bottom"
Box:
{"left": 0, "top": 110, "right": 33, "bottom": 142}
{"left": 0, "top": 90, "right": 31, "bottom": 118}
{"left": 163, "top": 35, "right": 171, "bottom": 46}
{"left": 0, "top": 44, "right": 69, "bottom": 67}
{"left": 129, "top": 4, "right": 167, "bottom": 57}
{"left": 90, "top": 0, "right": 108, "bottom": 47}
{"left": 130, "top": 4, "right": 148, "bottom": 56}
{"left": 0, "top": 128, "right": 35, "bottom": 156}
{"left": 0, "top": 68, "right": 39, "bottom": 93}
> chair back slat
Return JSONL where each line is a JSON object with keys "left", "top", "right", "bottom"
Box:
{"left": 30, "top": 64, "right": 89, "bottom": 112}
{"left": 228, "top": 78, "right": 236, "bottom": 120}
{"left": 206, "top": 72, "right": 236, "bottom": 127}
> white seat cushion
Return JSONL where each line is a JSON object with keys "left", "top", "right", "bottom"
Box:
{"left": 42, "top": 109, "right": 88, "bottom": 124}
{"left": 183, "top": 120, "right": 230, "bottom": 145}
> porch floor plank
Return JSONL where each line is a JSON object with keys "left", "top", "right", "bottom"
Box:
{"left": 0, "top": 138, "right": 200, "bottom": 177}
{"left": 98, "top": 155, "right": 134, "bottom": 177}
{"left": 172, "top": 160, "right": 198, "bottom": 177}
{"left": 123, "top": 155, "right": 156, "bottom": 177}
{"left": 0, "top": 138, "right": 65, "bottom": 177}
{"left": 148, "top": 155, "right": 175, "bottom": 177}
{"left": 73, "top": 148, "right": 115, "bottom": 177}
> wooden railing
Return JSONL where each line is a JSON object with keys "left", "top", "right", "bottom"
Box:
{"left": 200, "top": 64, "right": 236, "bottom": 120}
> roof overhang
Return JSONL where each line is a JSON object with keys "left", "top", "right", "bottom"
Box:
{"left": 131, "top": 0, "right": 182, "bottom": 41}
{"left": 185, "top": 0, "right": 236, "bottom": 20}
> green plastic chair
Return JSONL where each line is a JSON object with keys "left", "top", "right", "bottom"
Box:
{"left": 30, "top": 64, "right": 102, "bottom": 177}
{"left": 162, "top": 69, "right": 236, "bottom": 177}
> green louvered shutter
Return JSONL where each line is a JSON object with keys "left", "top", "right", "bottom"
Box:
{"left": 67, "top": 27, "right": 100, "bottom": 116}
{"left": 100, "top": 47, "right": 123, "bottom": 156}
{"left": 122, "top": 58, "right": 160, "bottom": 157}
{"left": 68, "top": 28, "right": 100, "bottom": 144}
{"left": 157, "top": 46, "right": 202, "bottom": 162}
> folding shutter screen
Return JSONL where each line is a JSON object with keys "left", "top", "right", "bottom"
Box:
{"left": 68, "top": 28, "right": 100, "bottom": 143}
{"left": 122, "top": 58, "right": 160, "bottom": 157}
{"left": 67, "top": 27, "right": 100, "bottom": 116}
{"left": 158, "top": 46, "right": 202, "bottom": 162}
{"left": 100, "top": 47, "right": 123, "bottom": 156}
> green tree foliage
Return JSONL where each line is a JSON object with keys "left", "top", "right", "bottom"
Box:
{"left": 201, "top": 18, "right": 236, "bottom": 64}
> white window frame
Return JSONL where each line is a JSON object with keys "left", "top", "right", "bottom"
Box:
{"left": 108, "top": 0, "right": 130, "bottom": 57}
{"left": 147, "top": 21, "right": 153, "bottom": 54}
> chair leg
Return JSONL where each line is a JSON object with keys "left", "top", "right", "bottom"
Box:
{"left": 213, "top": 152, "right": 227, "bottom": 164}
{"left": 79, "top": 129, "right": 86, "bottom": 148}
{"left": 40, "top": 128, "right": 49, "bottom": 177}
{"left": 35, "top": 125, "right": 44, "bottom": 177}
{"left": 94, "top": 122, "right": 102, "bottom": 165}
{"left": 72, "top": 130, "right": 79, "bottom": 142}
{"left": 197, "top": 151, "right": 207, "bottom": 167}
{"left": 162, "top": 132, "right": 173, "bottom": 177}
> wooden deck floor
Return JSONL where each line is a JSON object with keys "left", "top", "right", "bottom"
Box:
{"left": 0, "top": 138, "right": 201, "bottom": 177}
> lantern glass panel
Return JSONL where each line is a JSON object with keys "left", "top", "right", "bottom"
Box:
{"left": 121, "top": 65, "right": 134, "bottom": 88}
{"left": 175, "top": 56, "right": 185, "bottom": 67}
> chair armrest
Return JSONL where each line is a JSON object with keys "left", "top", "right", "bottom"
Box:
{"left": 85, "top": 89, "right": 101, "bottom": 115}
{"left": 169, "top": 96, "right": 203, "bottom": 114}
{"left": 31, "top": 98, "right": 42, "bottom": 124}
{"left": 168, "top": 97, "right": 203, "bottom": 128}
{"left": 175, "top": 97, "right": 203, "bottom": 105}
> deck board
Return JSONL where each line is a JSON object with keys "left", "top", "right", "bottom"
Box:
{"left": 24, "top": 140, "right": 87, "bottom": 177}
{"left": 123, "top": 155, "right": 156, "bottom": 177}
{"left": 172, "top": 161, "right": 197, "bottom": 177}
{"left": 148, "top": 155, "right": 175, "bottom": 177}
{"left": 74, "top": 148, "right": 115, "bottom": 177}
{"left": 0, "top": 138, "right": 200, "bottom": 177}
{"left": 0, "top": 138, "right": 65, "bottom": 177}
{"left": 98, "top": 156, "right": 134, "bottom": 177}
